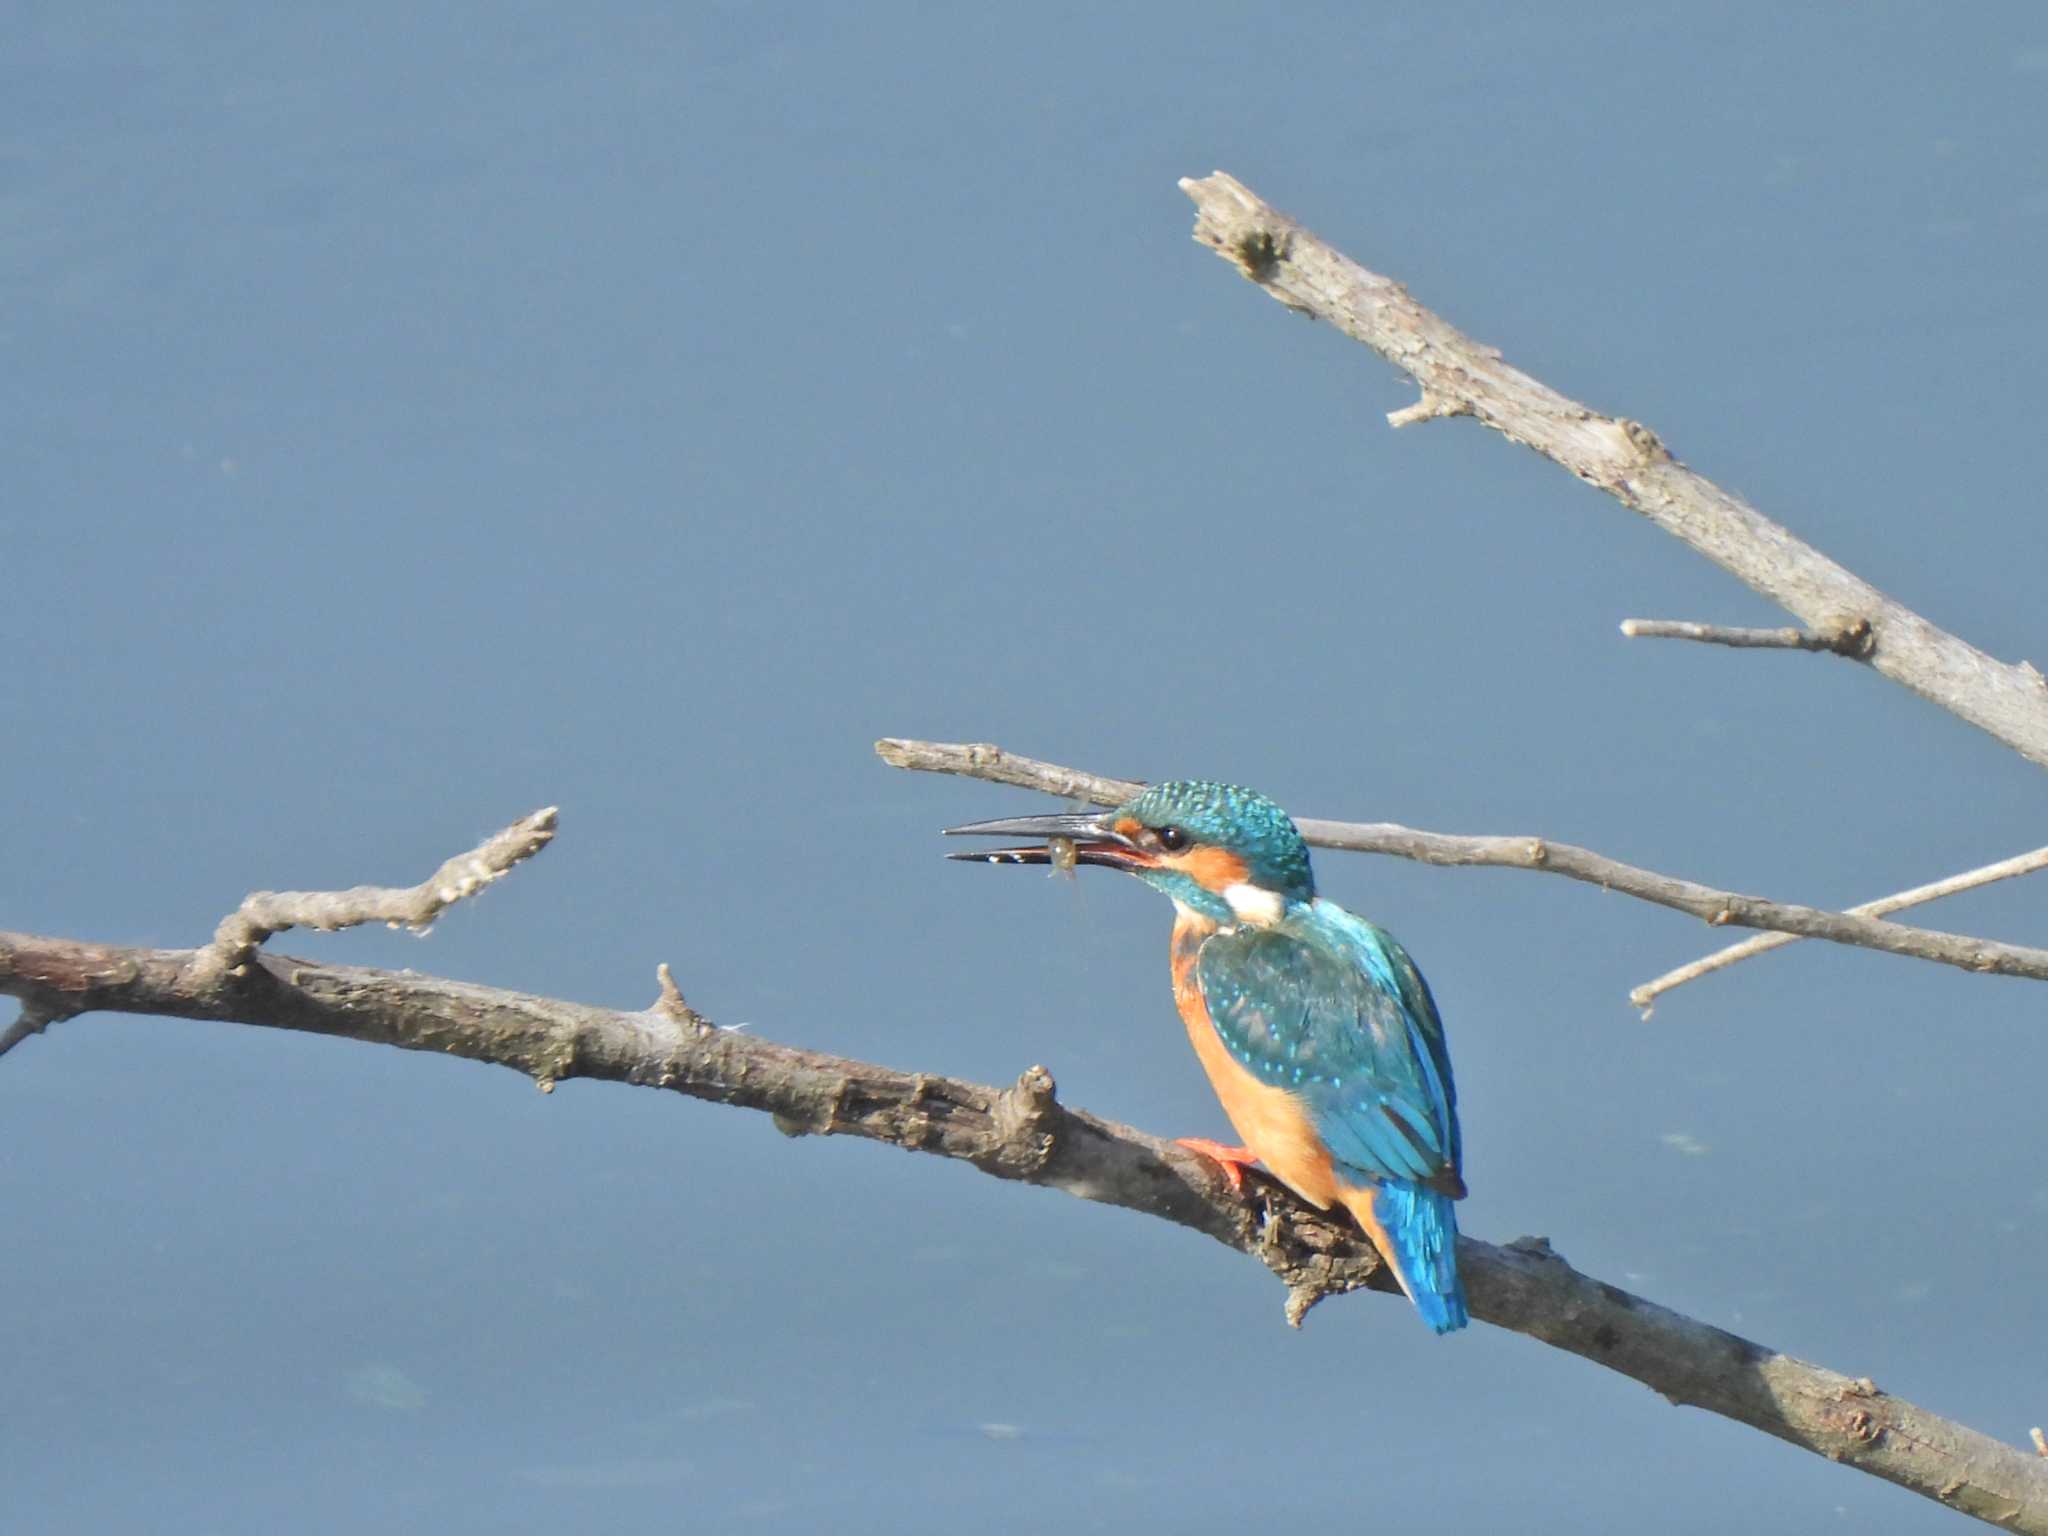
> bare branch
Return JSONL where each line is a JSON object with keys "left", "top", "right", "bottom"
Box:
{"left": 876, "top": 737, "right": 1143, "bottom": 802}
{"left": 197, "top": 807, "right": 558, "bottom": 977}
{"left": 1633, "top": 844, "right": 2048, "bottom": 1011}
{"left": 1620, "top": 618, "right": 1874, "bottom": 658}
{"left": 879, "top": 739, "right": 2048, "bottom": 989}
{"left": 1, "top": 925, "right": 2043, "bottom": 1529}
{"left": 1179, "top": 171, "right": 2048, "bottom": 771}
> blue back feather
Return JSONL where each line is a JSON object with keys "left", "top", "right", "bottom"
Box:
{"left": 1194, "top": 900, "right": 1467, "bottom": 1331}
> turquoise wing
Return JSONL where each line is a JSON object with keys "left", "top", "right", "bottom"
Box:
{"left": 1194, "top": 903, "right": 1463, "bottom": 1197}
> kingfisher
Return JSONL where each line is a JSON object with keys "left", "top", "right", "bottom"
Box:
{"left": 946, "top": 780, "right": 1468, "bottom": 1333}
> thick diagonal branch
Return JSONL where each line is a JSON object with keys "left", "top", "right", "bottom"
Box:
{"left": 1179, "top": 171, "right": 2048, "bottom": 770}
{"left": 0, "top": 927, "right": 2041, "bottom": 1530}
{"left": 876, "top": 739, "right": 2048, "bottom": 989}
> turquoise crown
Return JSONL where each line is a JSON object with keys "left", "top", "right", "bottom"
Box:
{"left": 1121, "top": 780, "right": 1316, "bottom": 903}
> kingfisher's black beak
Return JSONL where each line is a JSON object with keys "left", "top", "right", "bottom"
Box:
{"left": 943, "top": 810, "right": 1152, "bottom": 870}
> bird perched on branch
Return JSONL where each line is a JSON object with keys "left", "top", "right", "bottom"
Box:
{"left": 947, "top": 780, "right": 1468, "bottom": 1333}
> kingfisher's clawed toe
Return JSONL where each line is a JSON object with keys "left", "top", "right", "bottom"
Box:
{"left": 1174, "top": 1137, "right": 1261, "bottom": 1193}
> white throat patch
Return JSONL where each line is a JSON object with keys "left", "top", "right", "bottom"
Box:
{"left": 1221, "top": 882, "right": 1285, "bottom": 927}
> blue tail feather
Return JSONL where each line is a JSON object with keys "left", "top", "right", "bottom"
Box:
{"left": 1378, "top": 1180, "right": 1468, "bottom": 1334}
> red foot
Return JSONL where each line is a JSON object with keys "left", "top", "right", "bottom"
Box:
{"left": 1175, "top": 1137, "right": 1261, "bottom": 1193}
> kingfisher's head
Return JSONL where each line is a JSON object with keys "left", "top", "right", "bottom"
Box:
{"left": 945, "top": 779, "right": 1315, "bottom": 926}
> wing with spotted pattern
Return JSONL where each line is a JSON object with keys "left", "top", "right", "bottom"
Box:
{"left": 1194, "top": 905, "right": 1463, "bottom": 1197}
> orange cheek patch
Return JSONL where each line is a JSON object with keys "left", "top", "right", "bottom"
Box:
{"left": 1168, "top": 846, "right": 1250, "bottom": 893}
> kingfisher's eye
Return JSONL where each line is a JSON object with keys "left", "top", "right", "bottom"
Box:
{"left": 1156, "top": 825, "right": 1189, "bottom": 852}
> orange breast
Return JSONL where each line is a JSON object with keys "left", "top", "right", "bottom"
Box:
{"left": 1170, "top": 913, "right": 1340, "bottom": 1211}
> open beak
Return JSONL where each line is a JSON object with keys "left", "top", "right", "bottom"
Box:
{"left": 943, "top": 810, "right": 1154, "bottom": 871}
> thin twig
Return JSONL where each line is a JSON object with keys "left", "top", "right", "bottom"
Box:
{"left": 1633, "top": 844, "right": 2048, "bottom": 1012}
{"left": 1385, "top": 391, "right": 1470, "bottom": 428}
{"left": 876, "top": 739, "right": 2048, "bottom": 989}
{"left": 1, "top": 923, "right": 2043, "bottom": 1530}
{"left": 1178, "top": 171, "right": 2048, "bottom": 770}
{"left": 1620, "top": 618, "right": 1874, "bottom": 657}
{"left": 0, "top": 999, "right": 74, "bottom": 1059}
{"left": 652, "top": 961, "right": 709, "bottom": 1033}
{"left": 197, "top": 807, "right": 558, "bottom": 976}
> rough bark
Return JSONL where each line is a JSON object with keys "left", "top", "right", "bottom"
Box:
{"left": 4, "top": 925, "right": 2044, "bottom": 1530}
